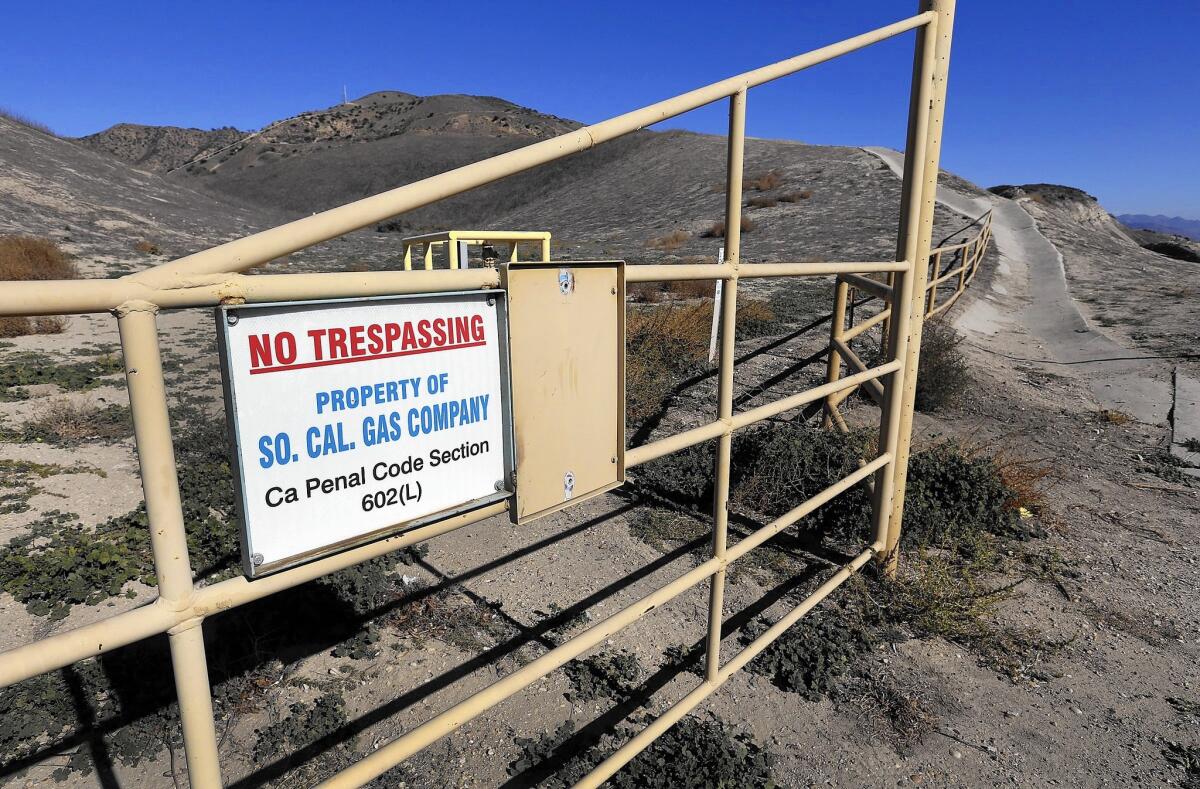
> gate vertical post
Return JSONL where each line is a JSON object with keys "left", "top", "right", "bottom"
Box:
{"left": 117, "top": 304, "right": 223, "bottom": 788}
{"left": 705, "top": 87, "right": 746, "bottom": 682}
{"left": 878, "top": 0, "right": 957, "bottom": 575}
{"left": 822, "top": 277, "right": 849, "bottom": 429}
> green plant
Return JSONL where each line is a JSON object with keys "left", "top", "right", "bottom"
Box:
{"left": 0, "top": 351, "right": 123, "bottom": 401}
{"left": 742, "top": 607, "right": 876, "bottom": 700}
{"left": 253, "top": 693, "right": 347, "bottom": 762}
{"left": 508, "top": 716, "right": 776, "bottom": 788}
{"left": 564, "top": 650, "right": 642, "bottom": 703}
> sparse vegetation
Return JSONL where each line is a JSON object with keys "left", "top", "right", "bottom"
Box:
{"left": 0, "top": 350, "right": 123, "bottom": 401}
{"left": 1183, "top": 437, "right": 1200, "bottom": 453}
{"left": 625, "top": 302, "right": 710, "bottom": 424}
{"left": 564, "top": 650, "right": 642, "bottom": 703}
{"left": 914, "top": 318, "right": 971, "bottom": 412}
{"left": 1, "top": 401, "right": 131, "bottom": 444}
{"left": 742, "top": 606, "right": 876, "bottom": 700}
{"left": 779, "top": 190, "right": 812, "bottom": 202}
{"left": 701, "top": 216, "right": 756, "bottom": 238}
{"left": 0, "top": 458, "right": 103, "bottom": 515}
{"left": 746, "top": 196, "right": 778, "bottom": 209}
{"left": 0, "top": 107, "right": 55, "bottom": 135}
{"left": 508, "top": 716, "right": 776, "bottom": 788}
{"left": 133, "top": 239, "right": 160, "bottom": 255}
{"left": 745, "top": 169, "right": 784, "bottom": 191}
{"left": 646, "top": 229, "right": 690, "bottom": 251}
{"left": 1163, "top": 742, "right": 1200, "bottom": 789}
{"left": 1098, "top": 408, "right": 1130, "bottom": 425}
{"left": 0, "top": 236, "right": 78, "bottom": 337}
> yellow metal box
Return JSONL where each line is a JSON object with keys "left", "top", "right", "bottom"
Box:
{"left": 504, "top": 261, "right": 625, "bottom": 522}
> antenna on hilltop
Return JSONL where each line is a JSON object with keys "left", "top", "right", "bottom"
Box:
{"left": 343, "top": 85, "right": 348, "bottom": 105}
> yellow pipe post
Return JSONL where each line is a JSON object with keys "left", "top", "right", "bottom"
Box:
{"left": 881, "top": 0, "right": 956, "bottom": 574}
{"left": 704, "top": 87, "right": 746, "bottom": 683}
{"left": 117, "top": 305, "right": 223, "bottom": 788}
{"left": 823, "top": 276, "right": 849, "bottom": 432}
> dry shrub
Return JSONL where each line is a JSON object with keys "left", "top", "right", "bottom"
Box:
{"left": 914, "top": 318, "right": 970, "bottom": 412}
{"left": 17, "top": 401, "right": 132, "bottom": 444}
{"left": 626, "top": 302, "right": 712, "bottom": 423}
{"left": 667, "top": 279, "right": 716, "bottom": 299}
{"left": 347, "top": 260, "right": 371, "bottom": 272}
{"left": 735, "top": 298, "right": 779, "bottom": 340}
{"left": 779, "top": 190, "right": 812, "bottom": 202}
{"left": 647, "top": 230, "right": 690, "bottom": 251}
{"left": 701, "top": 216, "right": 757, "bottom": 238}
{"left": 989, "top": 452, "right": 1060, "bottom": 517}
{"left": 0, "top": 236, "right": 77, "bottom": 281}
{"left": 0, "top": 316, "right": 67, "bottom": 338}
{"left": 746, "top": 196, "right": 778, "bottom": 209}
{"left": 134, "top": 240, "right": 160, "bottom": 255}
{"left": 1097, "top": 408, "right": 1129, "bottom": 425}
{"left": 745, "top": 170, "right": 783, "bottom": 191}
{"left": 628, "top": 282, "right": 667, "bottom": 303}
{"left": 0, "top": 237, "right": 77, "bottom": 337}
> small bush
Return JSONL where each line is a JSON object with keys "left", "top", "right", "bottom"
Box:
{"left": 746, "top": 196, "right": 778, "bottom": 209}
{"left": 627, "top": 282, "right": 666, "bottom": 303}
{"left": 0, "top": 235, "right": 77, "bottom": 282}
{"left": 508, "top": 716, "right": 775, "bottom": 789}
{"left": 0, "top": 315, "right": 67, "bottom": 338}
{"left": 563, "top": 650, "right": 642, "bottom": 703}
{"left": 2, "top": 401, "right": 132, "bottom": 445}
{"left": 646, "top": 230, "right": 690, "bottom": 251}
{"left": 666, "top": 279, "right": 715, "bottom": 299}
{"left": 745, "top": 170, "right": 783, "bottom": 191}
{"left": 735, "top": 298, "right": 779, "bottom": 340}
{"left": 742, "top": 608, "right": 876, "bottom": 699}
{"left": 778, "top": 190, "right": 812, "bottom": 202}
{"left": 915, "top": 318, "right": 970, "bottom": 412}
{"left": 133, "top": 240, "right": 160, "bottom": 255}
{"left": 625, "top": 302, "right": 711, "bottom": 424}
{"left": 1097, "top": 408, "right": 1130, "bottom": 425}
{"left": 700, "top": 216, "right": 756, "bottom": 238}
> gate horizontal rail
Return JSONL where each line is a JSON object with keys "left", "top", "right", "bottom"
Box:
{"left": 0, "top": 2, "right": 963, "bottom": 786}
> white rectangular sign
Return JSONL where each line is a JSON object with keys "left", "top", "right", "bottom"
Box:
{"left": 217, "top": 292, "right": 511, "bottom": 577}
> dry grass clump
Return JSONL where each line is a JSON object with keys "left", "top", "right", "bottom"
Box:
{"left": 701, "top": 216, "right": 756, "bottom": 238}
{"left": 745, "top": 170, "right": 783, "bottom": 191}
{"left": 1097, "top": 408, "right": 1130, "bottom": 425}
{"left": 133, "top": 240, "right": 161, "bottom": 255}
{"left": 12, "top": 401, "right": 132, "bottom": 444}
{"left": 668, "top": 279, "right": 716, "bottom": 299}
{"left": 647, "top": 230, "right": 691, "bottom": 251}
{"left": 779, "top": 190, "right": 812, "bottom": 202}
{"left": 0, "top": 236, "right": 77, "bottom": 337}
{"left": 626, "top": 302, "right": 712, "bottom": 423}
{"left": 746, "top": 196, "right": 778, "bottom": 209}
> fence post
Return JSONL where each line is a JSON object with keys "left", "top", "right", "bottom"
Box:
{"left": 117, "top": 304, "right": 223, "bottom": 788}
{"left": 879, "top": 0, "right": 957, "bottom": 575}
{"left": 705, "top": 86, "right": 746, "bottom": 682}
{"left": 822, "top": 277, "right": 849, "bottom": 428}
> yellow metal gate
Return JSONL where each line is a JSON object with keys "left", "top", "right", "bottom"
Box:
{"left": 0, "top": 2, "right": 979, "bottom": 785}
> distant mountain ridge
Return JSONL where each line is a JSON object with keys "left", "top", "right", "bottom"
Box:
{"left": 1117, "top": 213, "right": 1200, "bottom": 241}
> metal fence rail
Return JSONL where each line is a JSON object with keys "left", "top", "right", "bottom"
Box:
{"left": 0, "top": 2, "right": 963, "bottom": 786}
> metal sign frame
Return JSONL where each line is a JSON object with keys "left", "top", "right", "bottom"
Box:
{"left": 215, "top": 290, "right": 516, "bottom": 578}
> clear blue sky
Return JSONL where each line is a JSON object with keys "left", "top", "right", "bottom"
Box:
{"left": 3, "top": 1, "right": 1197, "bottom": 217}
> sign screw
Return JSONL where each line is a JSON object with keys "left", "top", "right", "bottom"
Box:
{"left": 226, "top": 313, "right": 239, "bottom": 326}
{"left": 486, "top": 298, "right": 495, "bottom": 307}
{"left": 611, "top": 456, "right": 617, "bottom": 463}
{"left": 250, "top": 553, "right": 264, "bottom": 566}
{"left": 494, "top": 480, "right": 505, "bottom": 491}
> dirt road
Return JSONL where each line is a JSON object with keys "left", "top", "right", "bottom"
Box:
{"left": 864, "top": 146, "right": 1171, "bottom": 426}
